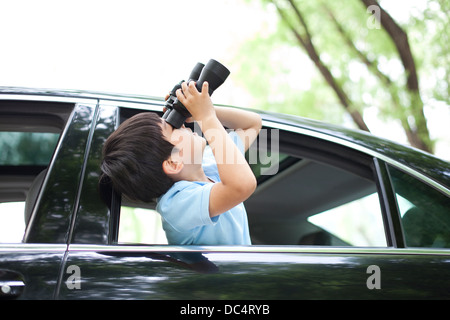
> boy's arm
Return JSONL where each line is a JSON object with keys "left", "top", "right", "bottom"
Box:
{"left": 176, "top": 81, "right": 257, "bottom": 217}
{"left": 214, "top": 106, "right": 262, "bottom": 152}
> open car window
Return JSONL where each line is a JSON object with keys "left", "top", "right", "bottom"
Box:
{"left": 116, "top": 123, "right": 387, "bottom": 247}
{"left": 245, "top": 154, "right": 385, "bottom": 246}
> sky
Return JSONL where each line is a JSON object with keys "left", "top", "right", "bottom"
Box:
{"left": 0, "top": 0, "right": 448, "bottom": 159}
{"left": 0, "top": 0, "right": 269, "bottom": 104}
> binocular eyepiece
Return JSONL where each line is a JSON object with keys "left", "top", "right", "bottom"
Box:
{"left": 162, "top": 59, "right": 230, "bottom": 129}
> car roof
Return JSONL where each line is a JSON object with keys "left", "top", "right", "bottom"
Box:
{"left": 0, "top": 86, "right": 163, "bottom": 105}
{"left": 1, "top": 86, "right": 449, "bottom": 190}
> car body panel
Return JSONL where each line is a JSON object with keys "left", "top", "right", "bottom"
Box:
{"left": 58, "top": 245, "right": 450, "bottom": 300}
{"left": 0, "top": 244, "right": 66, "bottom": 299}
{"left": 69, "top": 105, "right": 118, "bottom": 244}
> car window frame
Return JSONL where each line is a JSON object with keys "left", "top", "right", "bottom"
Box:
{"left": 0, "top": 97, "right": 79, "bottom": 244}
{"left": 23, "top": 99, "right": 98, "bottom": 244}
{"left": 74, "top": 102, "right": 449, "bottom": 250}
{"left": 106, "top": 108, "right": 393, "bottom": 248}
{"left": 263, "top": 121, "right": 450, "bottom": 249}
{"left": 252, "top": 127, "right": 391, "bottom": 247}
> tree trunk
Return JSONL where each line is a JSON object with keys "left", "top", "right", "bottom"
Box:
{"left": 273, "top": 0, "right": 371, "bottom": 132}
{"left": 361, "top": 0, "right": 433, "bottom": 153}
{"left": 272, "top": 0, "right": 433, "bottom": 153}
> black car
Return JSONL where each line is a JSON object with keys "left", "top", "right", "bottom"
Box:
{"left": 0, "top": 87, "right": 449, "bottom": 301}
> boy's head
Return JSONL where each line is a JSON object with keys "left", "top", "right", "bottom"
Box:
{"left": 100, "top": 112, "right": 175, "bottom": 202}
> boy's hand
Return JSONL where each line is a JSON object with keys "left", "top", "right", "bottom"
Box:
{"left": 163, "top": 92, "right": 193, "bottom": 123}
{"left": 176, "top": 81, "right": 215, "bottom": 122}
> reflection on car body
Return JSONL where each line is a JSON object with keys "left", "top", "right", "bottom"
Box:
{"left": 0, "top": 87, "right": 449, "bottom": 300}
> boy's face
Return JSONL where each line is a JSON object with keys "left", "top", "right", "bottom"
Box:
{"left": 160, "top": 118, "right": 206, "bottom": 165}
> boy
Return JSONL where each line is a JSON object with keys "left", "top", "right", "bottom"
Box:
{"left": 101, "top": 81, "right": 261, "bottom": 245}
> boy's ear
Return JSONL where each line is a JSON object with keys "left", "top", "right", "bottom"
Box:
{"left": 162, "top": 159, "right": 183, "bottom": 175}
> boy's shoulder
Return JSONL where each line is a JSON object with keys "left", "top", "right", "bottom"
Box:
{"left": 156, "top": 178, "right": 215, "bottom": 231}
{"left": 158, "top": 179, "right": 212, "bottom": 205}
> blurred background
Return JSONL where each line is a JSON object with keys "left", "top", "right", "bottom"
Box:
{"left": 0, "top": 0, "right": 448, "bottom": 160}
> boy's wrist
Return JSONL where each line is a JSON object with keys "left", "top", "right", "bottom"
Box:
{"left": 191, "top": 106, "right": 216, "bottom": 124}
{"left": 197, "top": 112, "right": 221, "bottom": 134}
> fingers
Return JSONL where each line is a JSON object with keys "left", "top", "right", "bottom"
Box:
{"left": 184, "top": 81, "right": 199, "bottom": 95}
{"left": 175, "top": 81, "right": 209, "bottom": 106}
{"left": 175, "top": 81, "right": 193, "bottom": 102}
{"left": 201, "top": 81, "right": 209, "bottom": 94}
{"left": 175, "top": 87, "right": 185, "bottom": 103}
{"left": 177, "top": 81, "right": 208, "bottom": 96}
{"left": 175, "top": 84, "right": 187, "bottom": 103}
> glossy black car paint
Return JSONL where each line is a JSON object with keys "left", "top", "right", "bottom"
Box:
{"left": 0, "top": 87, "right": 449, "bottom": 300}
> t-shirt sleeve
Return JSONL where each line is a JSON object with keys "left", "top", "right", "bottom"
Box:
{"left": 228, "top": 130, "right": 245, "bottom": 155}
{"left": 157, "top": 181, "right": 217, "bottom": 233}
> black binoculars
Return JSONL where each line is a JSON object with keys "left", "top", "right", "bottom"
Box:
{"left": 162, "top": 59, "right": 230, "bottom": 129}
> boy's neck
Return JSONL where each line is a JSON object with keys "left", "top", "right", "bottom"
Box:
{"left": 175, "top": 164, "right": 210, "bottom": 183}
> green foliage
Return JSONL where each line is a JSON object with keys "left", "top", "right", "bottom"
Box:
{"left": 408, "top": 0, "right": 449, "bottom": 104}
{"left": 233, "top": 19, "right": 348, "bottom": 124}
{"left": 233, "top": 0, "right": 447, "bottom": 152}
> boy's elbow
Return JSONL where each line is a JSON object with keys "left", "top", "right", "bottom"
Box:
{"left": 237, "top": 175, "right": 257, "bottom": 199}
{"left": 252, "top": 114, "right": 262, "bottom": 133}
{"left": 256, "top": 114, "right": 263, "bottom": 130}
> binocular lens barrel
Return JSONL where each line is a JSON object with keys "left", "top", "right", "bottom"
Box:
{"left": 163, "top": 59, "right": 230, "bottom": 129}
{"left": 196, "top": 60, "right": 231, "bottom": 95}
{"left": 189, "top": 62, "right": 205, "bottom": 82}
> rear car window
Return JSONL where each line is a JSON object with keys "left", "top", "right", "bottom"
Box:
{"left": 0, "top": 132, "right": 59, "bottom": 166}
{"left": 388, "top": 165, "right": 450, "bottom": 248}
{"left": 0, "top": 99, "right": 72, "bottom": 243}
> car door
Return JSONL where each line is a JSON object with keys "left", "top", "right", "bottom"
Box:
{"left": 0, "top": 96, "right": 97, "bottom": 299}
{"left": 59, "top": 245, "right": 450, "bottom": 300}
{"left": 57, "top": 103, "right": 450, "bottom": 300}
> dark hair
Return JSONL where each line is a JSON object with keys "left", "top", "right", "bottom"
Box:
{"left": 100, "top": 112, "right": 175, "bottom": 203}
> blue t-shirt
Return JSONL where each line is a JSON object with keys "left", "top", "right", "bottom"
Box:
{"left": 156, "top": 131, "right": 251, "bottom": 245}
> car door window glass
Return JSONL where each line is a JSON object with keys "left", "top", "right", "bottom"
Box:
{"left": 0, "top": 102, "right": 67, "bottom": 243}
{"left": 0, "top": 131, "right": 60, "bottom": 243}
{"left": 0, "top": 132, "right": 59, "bottom": 165}
{"left": 388, "top": 165, "right": 450, "bottom": 248}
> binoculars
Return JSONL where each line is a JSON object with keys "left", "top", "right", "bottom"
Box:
{"left": 162, "top": 59, "right": 230, "bottom": 128}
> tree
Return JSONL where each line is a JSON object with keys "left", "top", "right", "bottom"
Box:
{"left": 360, "top": 0, "right": 432, "bottom": 152}
{"left": 235, "top": 0, "right": 445, "bottom": 153}
{"left": 272, "top": 0, "right": 370, "bottom": 132}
